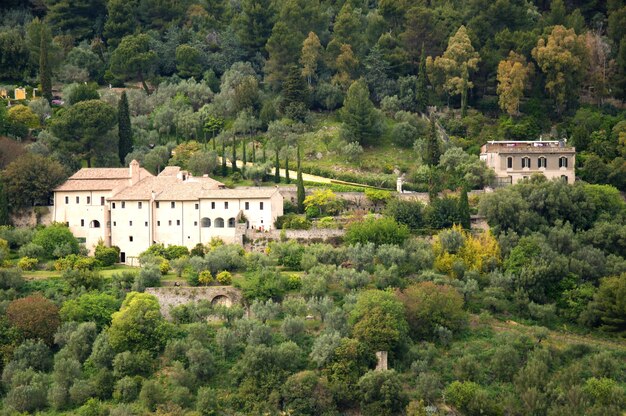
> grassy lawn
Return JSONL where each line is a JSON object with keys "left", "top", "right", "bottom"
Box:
{"left": 23, "top": 264, "right": 139, "bottom": 280}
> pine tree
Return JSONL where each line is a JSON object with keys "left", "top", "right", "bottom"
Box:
{"left": 296, "top": 144, "right": 305, "bottom": 213}
{"left": 0, "top": 178, "right": 10, "bottom": 226}
{"left": 425, "top": 118, "right": 441, "bottom": 166}
{"left": 416, "top": 46, "right": 428, "bottom": 113}
{"left": 118, "top": 91, "right": 133, "bottom": 165}
{"left": 281, "top": 65, "right": 308, "bottom": 120}
{"left": 458, "top": 187, "right": 471, "bottom": 230}
{"left": 39, "top": 26, "right": 52, "bottom": 103}
{"left": 341, "top": 80, "right": 382, "bottom": 146}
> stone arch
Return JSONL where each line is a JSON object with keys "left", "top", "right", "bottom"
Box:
{"left": 211, "top": 294, "right": 232, "bottom": 307}
{"left": 201, "top": 217, "right": 211, "bottom": 227}
{"left": 227, "top": 217, "right": 236, "bottom": 228}
{"left": 215, "top": 217, "right": 224, "bottom": 228}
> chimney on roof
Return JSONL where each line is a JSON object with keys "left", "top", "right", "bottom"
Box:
{"left": 129, "top": 160, "right": 140, "bottom": 185}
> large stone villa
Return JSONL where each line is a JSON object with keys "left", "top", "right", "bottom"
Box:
{"left": 480, "top": 140, "right": 576, "bottom": 185}
{"left": 53, "top": 161, "right": 283, "bottom": 263}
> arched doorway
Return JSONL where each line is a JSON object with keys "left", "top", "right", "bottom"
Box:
{"left": 211, "top": 295, "right": 232, "bottom": 307}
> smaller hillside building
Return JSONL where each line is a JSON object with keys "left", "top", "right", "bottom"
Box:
{"left": 480, "top": 140, "right": 575, "bottom": 185}
{"left": 53, "top": 161, "right": 283, "bottom": 263}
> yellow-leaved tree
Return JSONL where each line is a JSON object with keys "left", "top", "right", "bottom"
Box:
{"left": 433, "top": 225, "right": 500, "bottom": 278}
{"left": 426, "top": 25, "right": 480, "bottom": 116}
{"left": 531, "top": 25, "right": 587, "bottom": 114}
{"left": 496, "top": 52, "right": 533, "bottom": 117}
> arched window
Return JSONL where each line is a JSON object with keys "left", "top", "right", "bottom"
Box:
{"left": 228, "top": 217, "right": 236, "bottom": 228}
{"left": 521, "top": 157, "right": 531, "bottom": 169}
{"left": 200, "top": 217, "right": 211, "bottom": 228}
{"left": 90, "top": 220, "right": 100, "bottom": 228}
{"left": 215, "top": 217, "right": 224, "bottom": 228}
{"left": 561, "top": 175, "right": 568, "bottom": 183}
{"left": 506, "top": 156, "right": 513, "bottom": 169}
{"left": 559, "top": 156, "right": 568, "bottom": 168}
{"left": 538, "top": 157, "right": 547, "bottom": 168}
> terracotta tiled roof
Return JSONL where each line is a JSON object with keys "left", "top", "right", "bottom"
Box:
{"left": 55, "top": 178, "right": 130, "bottom": 191}
{"left": 69, "top": 167, "right": 151, "bottom": 180}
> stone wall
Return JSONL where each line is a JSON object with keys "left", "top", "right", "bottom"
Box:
{"left": 10, "top": 206, "right": 53, "bottom": 227}
{"left": 145, "top": 286, "right": 243, "bottom": 319}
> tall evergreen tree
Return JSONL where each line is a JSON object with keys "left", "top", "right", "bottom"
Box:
{"left": 0, "top": 178, "right": 10, "bottom": 226}
{"left": 341, "top": 80, "right": 382, "bottom": 146}
{"left": 458, "top": 187, "right": 471, "bottom": 229}
{"left": 232, "top": 137, "right": 238, "bottom": 172}
{"left": 221, "top": 141, "right": 228, "bottom": 177}
{"left": 296, "top": 144, "right": 305, "bottom": 213}
{"left": 39, "top": 26, "right": 52, "bottom": 103}
{"left": 284, "top": 151, "right": 290, "bottom": 183}
{"left": 281, "top": 65, "right": 308, "bottom": 121}
{"left": 118, "top": 91, "right": 133, "bottom": 165}
{"left": 416, "top": 46, "right": 428, "bottom": 113}
{"left": 274, "top": 147, "right": 281, "bottom": 183}
{"left": 425, "top": 118, "right": 441, "bottom": 166}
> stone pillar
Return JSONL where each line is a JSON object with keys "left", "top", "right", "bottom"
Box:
{"left": 375, "top": 351, "right": 388, "bottom": 371}
{"left": 396, "top": 177, "right": 403, "bottom": 193}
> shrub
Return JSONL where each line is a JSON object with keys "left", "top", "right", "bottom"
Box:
{"left": 199, "top": 270, "right": 214, "bottom": 286}
{"left": 159, "top": 259, "right": 170, "bottom": 275}
{"left": 0, "top": 267, "right": 25, "bottom": 290}
{"left": 384, "top": 198, "right": 425, "bottom": 230}
{"left": 358, "top": 370, "right": 408, "bottom": 416}
{"left": 165, "top": 245, "right": 189, "bottom": 260}
{"left": 345, "top": 217, "right": 410, "bottom": 246}
{"left": 32, "top": 223, "right": 79, "bottom": 259}
{"left": 216, "top": 270, "right": 232, "bottom": 285}
{"left": 17, "top": 256, "right": 38, "bottom": 270}
{"left": 18, "top": 242, "right": 45, "bottom": 259}
{"left": 275, "top": 214, "right": 312, "bottom": 230}
{"left": 95, "top": 244, "right": 120, "bottom": 266}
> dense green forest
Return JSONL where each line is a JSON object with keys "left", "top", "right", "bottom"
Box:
{"left": 0, "top": 0, "right": 625, "bottom": 415}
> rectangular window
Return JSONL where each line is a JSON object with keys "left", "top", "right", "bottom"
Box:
{"left": 121, "top": 201, "right": 126, "bottom": 208}
{"left": 260, "top": 202, "right": 264, "bottom": 210}
{"left": 225, "top": 202, "right": 229, "bottom": 209}
{"left": 171, "top": 202, "right": 176, "bottom": 208}
{"left": 559, "top": 157, "right": 568, "bottom": 168}
{"left": 507, "top": 157, "right": 513, "bottom": 169}
{"left": 194, "top": 221, "right": 198, "bottom": 226}
{"left": 138, "top": 202, "right": 143, "bottom": 209}
{"left": 87, "top": 196, "right": 91, "bottom": 204}
{"left": 129, "top": 221, "right": 133, "bottom": 226}
{"left": 76, "top": 196, "right": 80, "bottom": 203}
{"left": 101, "top": 196, "right": 105, "bottom": 205}
{"left": 113, "top": 221, "right": 117, "bottom": 226}
{"left": 129, "top": 236, "right": 133, "bottom": 242}
{"left": 176, "top": 220, "right": 180, "bottom": 226}
{"left": 157, "top": 221, "right": 161, "bottom": 226}
{"left": 81, "top": 219, "right": 84, "bottom": 227}
{"left": 522, "top": 157, "right": 531, "bottom": 169}
{"left": 145, "top": 221, "right": 148, "bottom": 227}
{"left": 156, "top": 202, "right": 160, "bottom": 208}
{"left": 195, "top": 203, "right": 199, "bottom": 210}
{"left": 211, "top": 202, "right": 215, "bottom": 209}
{"left": 168, "top": 220, "right": 172, "bottom": 226}
{"left": 112, "top": 202, "right": 116, "bottom": 209}
{"left": 65, "top": 196, "right": 69, "bottom": 204}
{"left": 245, "top": 202, "right": 249, "bottom": 210}
{"left": 538, "top": 158, "right": 547, "bottom": 168}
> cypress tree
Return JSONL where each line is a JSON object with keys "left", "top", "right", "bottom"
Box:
{"left": 242, "top": 137, "right": 247, "bottom": 165}
{"left": 284, "top": 151, "right": 290, "bottom": 184}
{"left": 118, "top": 91, "right": 133, "bottom": 165}
{"left": 39, "top": 26, "right": 52, "bottom": 103}
{"left": 0, "top": 178, "right": 9, "bottom": 226}
{"left": 459, "top": 187, "right": 471, "bottom": 229}
{"left": 425, "top": 118, "right": 441, "bottom": 166}
{"left": 281, "top": 65, "right": 308, "bottom": 115}
{"left": 221, "top": 141, "right": 227, "bottom": 177}
{"left": 296, "top": 145, "right": 305, "bottom": 213}
{"left": 416, "top": 46, "right": 428, "bottom": 113}
{"left": 232, "top": 137, "right": 237, "bottom": 172}
{"left": 274, "top": 147, "right": 280, "bottom": 183}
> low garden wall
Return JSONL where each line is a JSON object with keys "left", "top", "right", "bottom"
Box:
{"left": 145, "top": 286, "right": 243, "bottom": 319}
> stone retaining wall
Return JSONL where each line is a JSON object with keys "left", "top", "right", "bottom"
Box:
{"left": 10, "top": 206, "right": 53, "bottom": 227}
{"left": 145, "top": 286, "right": 243, "bottom": 319}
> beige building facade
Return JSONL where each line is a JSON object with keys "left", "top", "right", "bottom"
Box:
{"left": 54, "top": 161, "right": 283, "bottom": 263}
{"left": 480, "top": 140, "right": 575, "bottom": 185}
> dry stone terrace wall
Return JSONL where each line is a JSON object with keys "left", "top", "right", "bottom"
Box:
{"left": 146, "top": 286, "right": 243, "bottom": 319}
